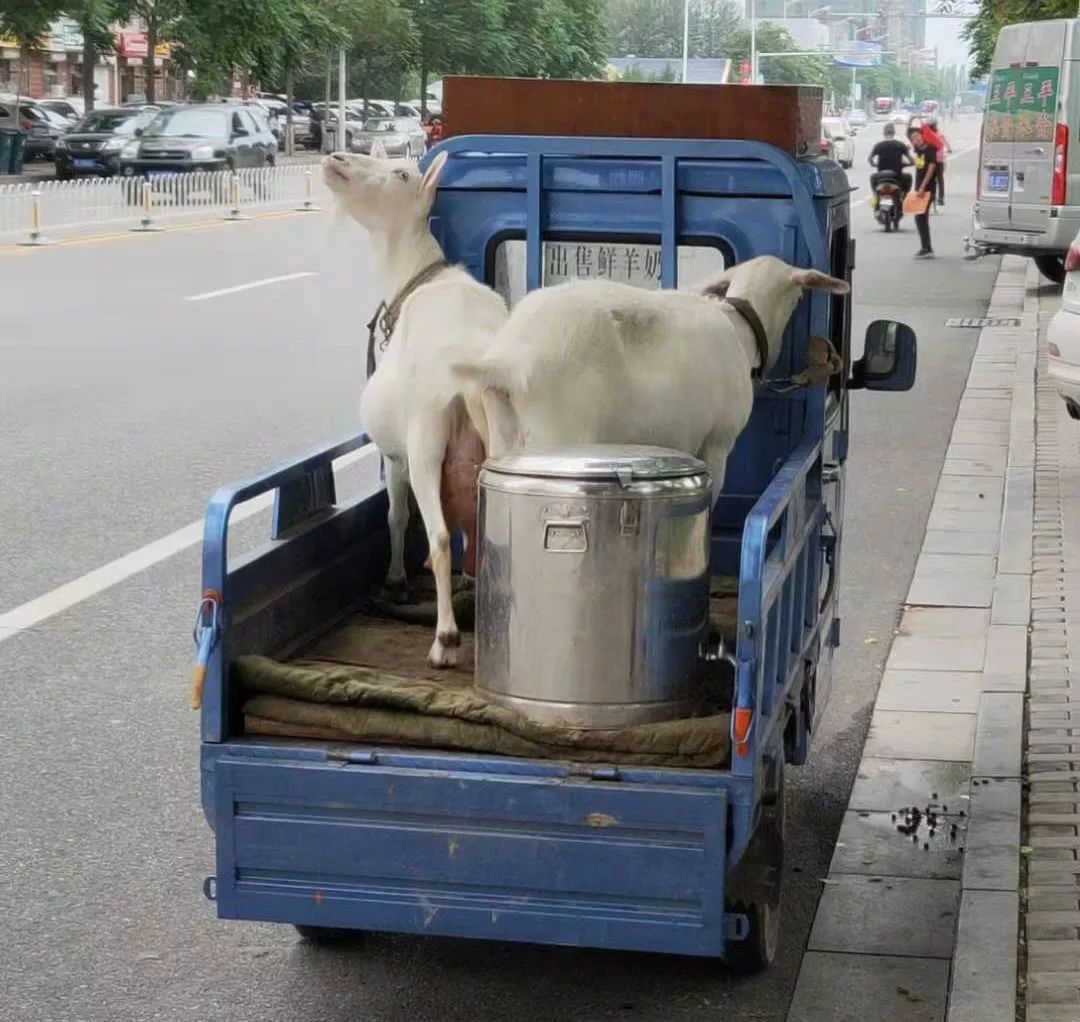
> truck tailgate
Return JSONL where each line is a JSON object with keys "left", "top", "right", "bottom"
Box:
{"left": 211, "top": 755, "right": 732, "bottom": 956}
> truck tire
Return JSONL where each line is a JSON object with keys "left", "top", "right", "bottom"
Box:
{"left": 1035, "top": 255, "right": 1066, "bottom": 285}
{"left": 294, "top": 925, "right": 365, "bottom": 945}
{"left": 723, "top": 756, "right": 785, "bottom": 973}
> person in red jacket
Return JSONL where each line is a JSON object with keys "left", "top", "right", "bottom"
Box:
{"left": 908, "top": 115, "right": 951, "bottom": 206}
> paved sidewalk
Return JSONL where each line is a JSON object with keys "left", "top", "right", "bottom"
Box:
{"left": 788, "top": 254, "right": 1036, "bottom": 1022}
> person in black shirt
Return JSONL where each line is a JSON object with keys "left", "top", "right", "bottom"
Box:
{"left": 868, "top": 122, "right": 913, "bottom": 199}
{"left": 910, "top": 127, "right": 939, "bottom": 258}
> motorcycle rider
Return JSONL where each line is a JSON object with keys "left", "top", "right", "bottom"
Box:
{"left": 868, "top": 122, "right": 913, "bottom": 208}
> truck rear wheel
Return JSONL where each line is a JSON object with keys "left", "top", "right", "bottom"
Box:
{"left": 1035, "top": 254, "right": 1066, "bottom": 285}
{"left": 294, "top": 924, "right": 365, "bottom": 945}
{"left": 723, "top": 757, "right": 785, "bottom": 973}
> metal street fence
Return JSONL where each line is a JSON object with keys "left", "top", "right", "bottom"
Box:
{"left": 0, "top": 162, "right": 331, "bottom": 241}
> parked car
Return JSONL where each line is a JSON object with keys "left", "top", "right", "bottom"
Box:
{"left": 39, "top": 96, "right": 84, "bottom": 126}
{"left": 119, "top": 104, "right": 277, "bottom": 177}
{"left": 349, "top": 116, "right": 426, "bottom": 158}
{"left": 313, "top": 103, "right": 367, "bottom": 149}
{"left": 0, "top": 98, "right": 66, "bottom": 160}
{"left": 1048, "top": 233, "right": 1080, "bottom": 418}
{"left": 847, "top": 109, "right": 867, "bottom": 130}
{"left": 821, "top": 117, "right": 854, "bottom": 168}
{"left": 54, "top": 106, "right": 156, "bottom": 179}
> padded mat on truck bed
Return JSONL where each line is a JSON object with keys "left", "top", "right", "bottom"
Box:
{"left": 237, "top": 577, "right": 736, "bottom": 769}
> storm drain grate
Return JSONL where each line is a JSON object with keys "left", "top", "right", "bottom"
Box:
{"left": 944, "top": 316, "right": 1021, "bottom": 328}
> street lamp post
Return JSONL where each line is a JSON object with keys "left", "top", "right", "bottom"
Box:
{"left": 750, "top": 0, "right": 757, "bottom": 84}
{"left": 682, "top": 0, "right": 690, "bottom": 82}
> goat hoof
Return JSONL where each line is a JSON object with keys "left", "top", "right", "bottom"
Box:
{"left": 382, "top": 579, "right": 412, "bottom": 605}
{"left": 428, "top": 632, "right": 461, "bottom": 669}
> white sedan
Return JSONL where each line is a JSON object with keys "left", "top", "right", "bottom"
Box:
{"left": 822, "top": 117, "right": 854, "bottom": 168}
{"left": 1048, "top": 236, "right": 1080, "bottom": 418}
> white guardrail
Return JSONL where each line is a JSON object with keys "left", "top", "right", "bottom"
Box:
{"left": 0, "top": 161, "right": 330, "bottom": 241}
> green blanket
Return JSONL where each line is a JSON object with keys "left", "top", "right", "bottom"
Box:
{"left": 237, "top": 652, "right": 732, "bottom": 769}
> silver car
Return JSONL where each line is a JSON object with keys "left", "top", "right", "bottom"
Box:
{"left": 349, "top": 117, "right": 426, "bottom": 158}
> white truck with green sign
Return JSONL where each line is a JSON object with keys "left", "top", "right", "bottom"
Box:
{"left": 968, "top": 19, "right": 1080, "bottom": 283}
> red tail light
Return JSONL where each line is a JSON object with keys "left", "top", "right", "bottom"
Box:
{"left": 19, "top": 119, "right": 32, "bottom": 130}
{"left": 1053, "top": 122, "right": 1069, "bottom": 206}
{"left": 1066, "top": 245, "right": 1080, "bottom": 273}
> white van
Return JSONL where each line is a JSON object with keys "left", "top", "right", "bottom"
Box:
{"left": 969, "top": 19, "right": 1080, "bottom": 283}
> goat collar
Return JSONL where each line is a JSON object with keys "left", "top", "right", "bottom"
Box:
{"left": 365, "top": 259, "right": 450, "bottom": 378}
{"left": 722, "top": 296, "right": 771, "bottom": 378}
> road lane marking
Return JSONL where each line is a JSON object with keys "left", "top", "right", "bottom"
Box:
{"left": 0, "top": 209, "right": 315, "bottom": 256}
{"left": 186, "top": 271, "right": 316, "bottom": 302}
{"left": 0, "top": 446, "right": 378, "bottom": 641}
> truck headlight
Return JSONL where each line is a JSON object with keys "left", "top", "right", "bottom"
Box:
{"left": 192, "top": 144, "right": 214, "bottom": 160}
{"left": 55, "top": 138, "right": 67, "bottom": 151}
{"left": 102, "top": 137, "right": 125, "bottom": 152}
{"left": 121, "top": 140, "right": 140, "bottom": 159}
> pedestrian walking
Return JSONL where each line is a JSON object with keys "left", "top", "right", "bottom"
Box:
{"left": 909, "top": 127, "right": 939, "bottom": 258}
{"left": 924, "top": 114, "right": 952, "bottom": 205}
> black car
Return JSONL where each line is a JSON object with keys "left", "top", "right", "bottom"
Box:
{"left": 119, "top": 104, "right": 277, "bottom": 178}
{"left": 54, "top": 107, "right": 156, "bottom": 179}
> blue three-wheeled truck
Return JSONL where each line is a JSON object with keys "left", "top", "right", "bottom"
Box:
{"left": 193, "top": 82, "right": 916, "bottom": 972}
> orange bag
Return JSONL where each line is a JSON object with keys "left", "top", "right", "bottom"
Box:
{"left": 904, "top": 191, "right": 931, "bottom": 215}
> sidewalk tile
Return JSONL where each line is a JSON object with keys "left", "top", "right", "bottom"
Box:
{"left": 962, "top": 779, "right": 1021, "bottom": 891}
{"left": 972, "top": 693, "right": 1024, "bottom": 778}
{"left": 830, "top": 810, "right": 964, "bottom": 879}
{"left": 947, "top": 890, "right": 1018, "bottom": 1022}
{"left": 848, "top": 759, "right": 971, "bottom": 813}
{"left": 922, "top": 530, "right": 1002, "bottom": 556}
{"left": 898, "top": 607, "right": 990, "bottom": 637}
{"left": 937, "top": 474, "right": 1005, "bottom": 497}
{"left": 926, "top": 508, "right": 1004, "bottom": 533}
{"left": 991, "top": 574, "right": 1032, "bottom": 626}
{"left": 789, "top": 953, "right": 949, "bottom": 1022}
{"left": 876, "top": 671, "right": 981, "bottom": 715}
{"left": 808, "top": 875, "right": 959, "bottom": 957}
{"left": 909, "top": 553, "right": 997, "bottom": 608}
{"left": 865, "top": 711, "right": 976, "bottom": 762}
{"left": 887, "top": 637, "right": 986, "bottom": 674}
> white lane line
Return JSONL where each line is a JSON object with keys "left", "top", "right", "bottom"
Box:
{"left": 0, "top": 446, "right": 378, "bottom": 641}
{"left": 852, "top": 139, "right": 981, "bottom": 207}
{"left": 186, "top": 272, "right": 316, "bottom": 302}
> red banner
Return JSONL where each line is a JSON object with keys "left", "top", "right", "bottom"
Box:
{"left": 117, "top": 30, "right": 148, "bottom": 59}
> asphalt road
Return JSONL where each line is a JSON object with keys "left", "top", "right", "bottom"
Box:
{"left": 0, "top": 116, "right": 1003, "bottom": 1022}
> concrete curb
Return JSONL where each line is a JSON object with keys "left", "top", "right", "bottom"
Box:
{"left": 788, "top": 254, "right": 1035, "bottom": 1022}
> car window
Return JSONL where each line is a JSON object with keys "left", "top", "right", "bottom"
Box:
{"left": 76, "top": 110, "right": 137, "bottom": 133}
{"left": 19, "top": 105, "right": 47, "bottom": 122}
{"left": 145, "top": 107, "right": 230, "bottom": 138}
{"left": 240, "top": 110, "right": 261, "bottom": 134}
{"left": 231, "top": 111, "right": 246, "bottom": 135}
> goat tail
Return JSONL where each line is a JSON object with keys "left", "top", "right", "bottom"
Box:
{"left": 449, "top": 353, "right": 518, "bottom": 394}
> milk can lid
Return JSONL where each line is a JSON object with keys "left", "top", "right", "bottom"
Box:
{"left": 484, "top": 444, "right": 708, "bottom": 481}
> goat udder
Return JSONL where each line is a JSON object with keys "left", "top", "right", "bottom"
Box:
{"left": 435, "top": 423, "right": 485, "bottom": 577}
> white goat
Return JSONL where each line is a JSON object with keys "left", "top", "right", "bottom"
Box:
{"left": 324, "top": 150, "right": 508, "bottom": 668}
{"left": 453, "top": 255, "right": 849, "bottom": 502}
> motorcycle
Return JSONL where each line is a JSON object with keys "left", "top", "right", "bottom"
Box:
{"left": 873, "top": 174, "right": 904, "bottom": 233}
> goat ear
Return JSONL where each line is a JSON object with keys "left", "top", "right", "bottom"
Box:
{"left": 421, "top": 150, "right": 449, "bottom": 199}
{"left": 700, "top": 267, "right": 736, "bottom": 298}
{"left": 791, "top": 268, "right": 850, "bottom": 295}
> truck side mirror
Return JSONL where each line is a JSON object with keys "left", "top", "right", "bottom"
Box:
{"left": 850, "top": 320, "right": 917, "bottom": 391}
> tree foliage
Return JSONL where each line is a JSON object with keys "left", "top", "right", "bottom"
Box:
{"left": 727, "top": 22, "right": 830, "bottom": 86}
{"left": 963, "top": 0, "right": 1075, "bottom": 77}
{"left": 606, "top": 0, "right": 740, "bottom": 60}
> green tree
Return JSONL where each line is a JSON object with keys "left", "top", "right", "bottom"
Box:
{"left": 727, "top": 22, "right": 830, "bottom": 86}
{"left": 606, "top": 0, "right": 740, "bottom": 60}
{"left": 963, "top": 0, "right": 1074, "bottom": 78}
{"left": 65, "top": 0, "right": 121, "bottom": 111}
{"left": 0, "top": 0, "right": 62, "bottom": 95}
{"left": 400, "top": 0, "right": 506, "bottom": 114}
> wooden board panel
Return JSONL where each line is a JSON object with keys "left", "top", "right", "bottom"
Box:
{"left": 442, "top": 76, "right": 823, "bottom": 156}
